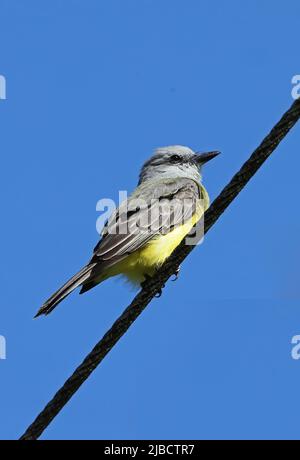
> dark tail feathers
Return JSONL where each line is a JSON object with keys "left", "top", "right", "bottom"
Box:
{"left": 35, "top": 264, "right": 96, "bottom": 318}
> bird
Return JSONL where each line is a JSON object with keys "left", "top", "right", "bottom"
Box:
{"left": 35, "top": 145, "right": 219, "bottom": 317}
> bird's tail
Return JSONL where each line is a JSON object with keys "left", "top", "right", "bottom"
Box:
{"left": 35, "top": 264, "right": 96, "bottom": 318}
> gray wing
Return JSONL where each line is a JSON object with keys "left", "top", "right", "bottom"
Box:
{"left": 89, "top": 177, "right": 202, "bottom": 269}
{"left": 36, "top": 178, "right": 203, "bottom": 315}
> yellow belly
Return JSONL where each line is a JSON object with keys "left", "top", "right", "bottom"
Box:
{"left": 99, "top": 182, "right": 210, "bottom": 286}
{"left": 104, "top": 211, "right": 201, "bottom": 285}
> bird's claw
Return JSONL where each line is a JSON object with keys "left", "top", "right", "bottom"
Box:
{"left": 155, "top": 287, "right": 163, "bottom": 298}
{"left": 141, "top": 273, "right": 165, "bottom": 297}
{"left": 171, "top": 266, "right": 181, "bottom": 281}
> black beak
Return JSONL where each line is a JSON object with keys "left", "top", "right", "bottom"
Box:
{"left": 195, "top": 150, "right": 221, "bottom": 165}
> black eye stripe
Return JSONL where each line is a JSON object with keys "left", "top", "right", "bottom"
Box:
{"left": 170, "top": 154, "right": 181, "bottom": 163}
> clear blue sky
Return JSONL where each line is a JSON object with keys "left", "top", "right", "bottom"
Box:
{"left": 1, "top": 0, "right": 300, "bottom": 440}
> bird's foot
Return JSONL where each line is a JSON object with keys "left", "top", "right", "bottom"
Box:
{"left": 141, "top": 273, "right": 165, "bottom": 298}
{"left": 155, "top": 286, "right": 164, "bottom": 298}
{"left": 171, "top": 265, "right": 181, "bottom": 281}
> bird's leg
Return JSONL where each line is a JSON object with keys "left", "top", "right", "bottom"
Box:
{"left": 171, "top": 265, "right": 181, "bottom": 281}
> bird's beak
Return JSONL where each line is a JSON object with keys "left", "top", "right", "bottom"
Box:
{"left": 195, "top": 150, "right": 221, "bottom": 165}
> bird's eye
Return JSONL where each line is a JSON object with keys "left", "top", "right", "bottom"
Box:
{"left": 170, "top": 154, "right": 181, "bottom": 163}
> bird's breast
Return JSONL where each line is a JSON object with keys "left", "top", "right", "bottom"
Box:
{"left": 120, "top": 208, "right": 204, "bottom": 284}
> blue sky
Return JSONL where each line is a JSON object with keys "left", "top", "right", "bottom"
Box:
{"left": 0, "top": 0, "right": 300, "bottom": 440}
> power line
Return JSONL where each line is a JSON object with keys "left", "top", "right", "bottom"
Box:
{"left": 20, "top": 98, "right": 300, "bottom": 440}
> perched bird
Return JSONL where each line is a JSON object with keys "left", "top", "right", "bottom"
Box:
{"left": 35, "top": 145, "right": 219, "bottom": 317}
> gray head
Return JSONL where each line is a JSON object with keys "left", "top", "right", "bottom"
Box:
{"left": 138, "top": 145, "right": 220, "bottom": 184}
